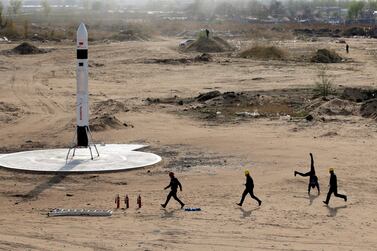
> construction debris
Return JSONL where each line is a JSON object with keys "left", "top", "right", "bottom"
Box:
{"left": 48, "top": 208, "right": 112, "bottom": 217}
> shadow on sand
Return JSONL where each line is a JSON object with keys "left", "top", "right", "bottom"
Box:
{"left": 161, "top": 208, "right": 181, "bottom": 218}
{"left": 15, "top": 159, "right": 85, "bottom": 202}
{"left": 238, "top": 206, "right": 260, "bottom": 218}
{"left": 308, "top": 193, "right": 319, "bottom": 206}
{"left": 295, "top": 193, "right": 320, "bottom": 206}
{"left": 325, "top": 205, "right": 347, "bottom": 217}
{"left": 21, "top": 174, "right": 68, "bottom": 201}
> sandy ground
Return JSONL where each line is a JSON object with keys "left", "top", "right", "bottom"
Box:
{"left": 0, "top": 37, "right": 377, "bottom": 250}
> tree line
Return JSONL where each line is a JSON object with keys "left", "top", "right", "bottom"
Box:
{"left": 183, "top": 0, "right": 377, "bottom": 21}
{"left": 1, "top": 0, "right": 377, "bottom": 21}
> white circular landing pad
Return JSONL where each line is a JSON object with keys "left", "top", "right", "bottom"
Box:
{"left": 0, "top": 144, "right": 161, "bottom": 172}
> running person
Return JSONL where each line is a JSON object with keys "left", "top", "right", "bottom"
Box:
{"left": 323, "top": 168, "right": 347, "bottom": 205}
{"left": 237, "top": 170, "right": 262, "bottom": 206}
{"left": 295, "top": 153, "right": 320, "bottom": 195}
{"left": 161, "top": 172, "right": 185, "bottom": 209}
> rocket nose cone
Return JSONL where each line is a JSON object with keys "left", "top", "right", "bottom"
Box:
{"left": 77, "top": 23, "right": 88, "bottom": 35}
{"left": 77, "top": 23, "right": 88, "bottom": 47}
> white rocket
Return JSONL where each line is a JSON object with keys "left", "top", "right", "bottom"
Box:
{"left": 67, "top": 23, "right": 99, "bottom": 160}
{"left": 76, "top": 23, "right": 89, "bottom": 130}
{"left": 76, "top": 23, "right": 90, "bottom": 147}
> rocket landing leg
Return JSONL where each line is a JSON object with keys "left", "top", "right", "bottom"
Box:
{"left": 66, "top": 126, "right": 99, "bottom": 161}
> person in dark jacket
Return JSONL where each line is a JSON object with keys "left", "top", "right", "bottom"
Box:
{"left": 323, "top": 168, "right": 347, "bottom": 205}
{"left": 237, "top": 170, "right": 262, "bottom": 206}
{"left": 294, "top": 153, "right": 320, "bottom": 195}
{"left": 161, "top": 172, "right": 185, "bottom": 209}
{"left": 205, "top": 29, "right": 210, "bottom": 38}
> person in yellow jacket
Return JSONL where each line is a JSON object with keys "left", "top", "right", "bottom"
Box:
{"left": 237, "top": 170, "right": 262, "bottom": 207}
{"left": 323, "top": 168, "right": 347, "bottom": 205}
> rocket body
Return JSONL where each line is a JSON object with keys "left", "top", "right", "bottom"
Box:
{"left": 66, "top": 22, "right": 99, "bottom": 159}
{"left": 76, "top": 23, "right": 89, "bottom": 146}
{"left": 76, "top": 23, "right": 89, "bottom": 127}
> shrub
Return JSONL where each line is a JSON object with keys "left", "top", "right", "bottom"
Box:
{"left": 313, "top": 67, "right": 336, "bottom": 97}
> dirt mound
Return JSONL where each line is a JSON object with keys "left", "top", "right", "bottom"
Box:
{"left": 212, "top": 37, "right": 233, "bottom": 50}
{"left": 196, "top": 91, "right": 249, "bottom": 106}
{"left": 320, "top": 131, "right": 338, "bottom": 137}
{"left": 218, "top": 91, "right": 248, "bottom": 104}
{"left": 143, "top": 53, "right": 212, "bottom": 65}
{"left": 194, "top": 53, "right": 212, "bottom": 62}
{"left": 343, "top": 27, "right": 367, "bottom": 37}
{"left": 341, "top": 26, "right": 377, "bottom": 38}
{"left": 183, "top": 36, "right": 232, "bottom": 53}
{"left": 196, "top": 91, "right": 221, "bottom": 102}
{"left": 112, "top": 29, "right": 150, "bottom": 41}
{"left": 90, "top": 114, "right": 129, "bottom": 131}
{"left": 0, "top": 102, "right": 21, "bottom": 123}
{"left": 11, "top": 42, "right": 46, "bottom": 55}
{"left": 239, "top": 46, "right": 287, "bottom": 60}
{"left": 313, "top": 98, "right": 359, "bottom": 116}
{"left": 148, "top": 88, "right": 377, "bottom": 123}
{"left": 341, "top": 87, "right": 377, "bottom": 102}
{"left": 0, "top": 102, "right": 19, "bottom": 112}
{"left": 311, "top": 49, "right": 342, "bottom": 63}
{"left": 294, "top": 28, "right": 341, "bottom": 37}
{"left": 144, "top": 58, "right": 191, "bottom": 65}
{"left": 293, "top": 27, "right": 376, "bottom": 38}
{"left": 92, "top": 99, "right": 129, "bottom": 115}
{"left": 360, "top": 99, "right": 377, "bottom": 119}
{"left": 193, "top": 91, "right": 295, "bottom": 122}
